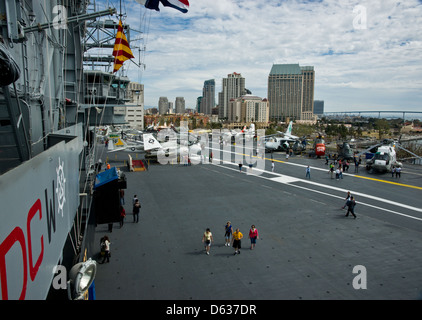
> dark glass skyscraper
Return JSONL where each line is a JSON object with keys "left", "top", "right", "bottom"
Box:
{"left": 202, "top": 79, "right": 215, "bottom": 115}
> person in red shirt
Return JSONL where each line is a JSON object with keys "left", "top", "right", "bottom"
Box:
{"left": 248, "top": 225, "right": 259, "bottom": 250}
{"left": 119, "top": 205, "right": 126, "bottom": 228}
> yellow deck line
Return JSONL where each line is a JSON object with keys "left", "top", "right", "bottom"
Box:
{"left": 353, "top": 175, "right": 422, "bottom": 190}
{"left": 254, "top": 154, "right": 422, "bottom": 190}
{"left": 213, "top": 147, "right": 422, "bottom": 190}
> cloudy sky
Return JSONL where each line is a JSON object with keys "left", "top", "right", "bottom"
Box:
{"left": 97, "top": 0, "right": 422, "bottom": 113}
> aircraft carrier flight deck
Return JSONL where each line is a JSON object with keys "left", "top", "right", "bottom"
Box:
{"left": 93, "top": 145, "right": 422, "bottom": 300}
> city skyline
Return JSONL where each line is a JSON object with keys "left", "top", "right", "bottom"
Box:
{"left": 98, "top": 0, "right": 422, "bottom": 112}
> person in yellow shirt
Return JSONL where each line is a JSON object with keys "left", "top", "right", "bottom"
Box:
{"left": 202, "top": 228, "right": 214, "bottom": 255}
{"left": 232, "top": 228, "right": 243, "bottom": 255}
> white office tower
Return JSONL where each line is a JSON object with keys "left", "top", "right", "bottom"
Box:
{"left": 219, "top": 72, "right": 245, "bottom": 120}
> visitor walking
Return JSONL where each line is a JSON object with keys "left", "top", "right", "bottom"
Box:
{"left": 395, "top": 166, "right": 401, "bottom": 178}
{"left": 232, "top": 228, "right": 243, "bottom": 255}
{"left": 338, "top": 166, "right": 343, "bottom": 179}
{"left": 329, "top": 163, "right": 334, "bottom": 179}
{"left": 224, "top": 221, "right": 233, "bottom": 246}
{"left": 248, "top": 225, "right": 259, "bottom": 250}
{"left": 202, "top": 228, "right": 214, "bottom": 255}
{"left": 133, "top": 199, "right": 141, "bottom": 223}
{"left": 335, "top": 167, "right": 340, "bottom": 180}
{"left": 305, "top": 166, "right": 311, "bottom": 179}
{"left": 342, "top": 191, "right": 352, "bottom": 209}
{"left": 100, "top": 236, "right": 111, "bottom": 264}
{"left": 119, "top": 205, "right": 126, "bottom": 228}
{"left": 345, "top": 196, "right": 357, "bottom": 219}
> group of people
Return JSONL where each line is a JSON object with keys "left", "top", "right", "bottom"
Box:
{"left": 104, "top": 190, "right": 358, "bottom": 266}
{"left": 325, "top": 154, "right": 352, "bottom": 169}
{"left": 328, "top": 162, "right": 346, "bottom": 180}
{"left": 391, "top": 166, "right": 402, "bottom": 178}
{"left": 100, "top": 194, "right": 142, "bottom": 263}
{"left": 118, "top": 194, "right": 142, "bottom": 228}
{"left": 202, "top": 222, "right": 259, "bottom": 255}
{"left": 342, "top": 191, "right": 357, "bottom": 218}
{"left": 326, "top": 154, "right": 363, "bottom": 174}
{"left": 353, "top": 156, "right": 362, "bottom": 173}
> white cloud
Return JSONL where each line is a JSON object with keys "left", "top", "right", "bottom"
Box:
{"left": 106, "top": 0, "right": 422, "bottom": 112}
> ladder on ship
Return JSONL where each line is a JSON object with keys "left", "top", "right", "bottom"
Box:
{"left": 0, "top": 84, "right": 31, "bottom": 174}
{"left": 0, "top": 36, "right": 31, "bottom": 174}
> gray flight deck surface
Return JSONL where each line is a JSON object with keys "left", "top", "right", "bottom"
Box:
{"left": 94, "top": 146, "right": 422, "bottom": 300}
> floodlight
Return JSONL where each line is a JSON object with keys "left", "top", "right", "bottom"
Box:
{"left": 67, "top": 258, "right": 97, "bottom": 300}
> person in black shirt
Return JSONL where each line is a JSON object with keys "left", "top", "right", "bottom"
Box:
{"left": 345, "top": 196, "right": 357, "bottom": 219}
{"left": 133, "top": 199, "right": 141, "bottom": 223}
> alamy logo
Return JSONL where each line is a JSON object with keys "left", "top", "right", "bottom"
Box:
{"left": 52, "top": 5, "right": 68, "bottom": 30}
{"left": 352, "top": 265, "right": 367, "bottom": 289}
{"left": 353, "top": 5, "right": 367, "bottom": 30}
{"left": 52, "top": 265, "right": 67, "bottom": 290}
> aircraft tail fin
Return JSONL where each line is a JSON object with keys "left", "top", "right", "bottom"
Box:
{"left": 107, "top": 136, "right": 127, "bottom": 152}
{"left": 143, "top": 133, "right": 162, "bottom": 151}
{"left": 107, "top": 139, "right": 114, "bottom": 151}
{"left": 286, "top": 121, "right": 293, "bottom": 135}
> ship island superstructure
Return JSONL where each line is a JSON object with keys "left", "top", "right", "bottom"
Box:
{"left": 0, "top": 0, "right": 135, "bottom": 300}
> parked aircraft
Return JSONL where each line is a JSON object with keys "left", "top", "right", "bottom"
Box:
{"left": 308, "top": 135, "right": 326, "bottom": 157}
{"left": 144, "top": 128, "right": 202, "bottom": 162}
{"left": 337, "top": 141, "right": 355, "bottom": 161}
{"left": 221, "top": 124, "right": 256, "bottom": 143}
{"left": 364, "top": 140, "right": 402, "bottom": 172}
{"left": 107, "top": 134, "right": 144, "bottom": 153}
{"left": 107, "top": 130, "right": 202, "bottom": 164}
{"left": 264, "top": 122, "right": 300, "bottom": 152}
{"left": 314, "top": 136, "right": 326, "bottom": 157}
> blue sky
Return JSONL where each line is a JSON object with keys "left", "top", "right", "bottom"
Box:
{"left": 94, "top": 0, "right": 422, "bottom": 113}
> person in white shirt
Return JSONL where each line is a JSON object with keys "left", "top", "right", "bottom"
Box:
{"left": 100, "top": 236, "right": 111, "bottom": 263}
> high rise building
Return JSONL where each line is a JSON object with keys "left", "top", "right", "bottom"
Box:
{"left": 158, "top": 96, "right": 169, "bottom": 115}
{"left": 219, "top": 72, "right": 246, "bottom": 120}
{"left": 196, "top": 96, "right": 202, "bottom": 113}
{"left": 228, "top": 95, "right": 269, "bottom": 123}
{"left": 268, "top": 64, "right": 315, "bottom": 121}
{"left": 313, "top": 100, "right": 324, "bottom": 117}
{"left": 201, "top": 79, "right": 215, "bottom": 115}
{"left": 175, "top": 97, "right": 185, "bottom": 114}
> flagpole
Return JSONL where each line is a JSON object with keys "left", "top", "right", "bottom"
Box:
{"left": 119, "top": 0, "right": 123, "bottom": 19}
{"left": 118, "top": 0, "right": 122, "bottom": 74}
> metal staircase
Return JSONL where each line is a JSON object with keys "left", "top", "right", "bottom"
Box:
{"left": 0, "top": 84, "right": 31, "bottom": 174}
